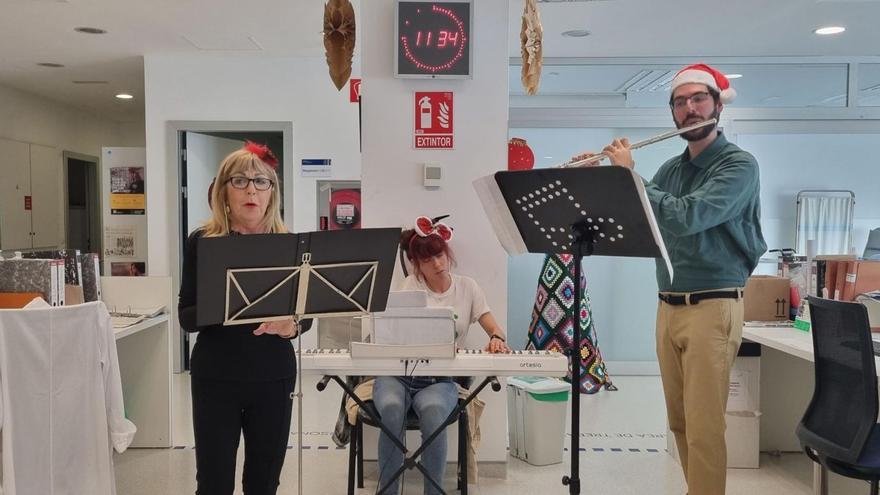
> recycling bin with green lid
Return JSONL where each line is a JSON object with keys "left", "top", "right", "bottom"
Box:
{"left": 506, "top": 376, "right": 570, "bottom": 466}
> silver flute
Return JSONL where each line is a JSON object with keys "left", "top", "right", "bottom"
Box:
{"left": 557, "top": 118, "right": 718, "bottom": 168}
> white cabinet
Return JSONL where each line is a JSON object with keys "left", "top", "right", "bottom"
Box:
{"left": 0, "top": 138, "right": 62, "bottom": 250}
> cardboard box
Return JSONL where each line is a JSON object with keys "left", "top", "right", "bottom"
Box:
{"left": 744, "top": 275, "right": 790, "bottom": 321}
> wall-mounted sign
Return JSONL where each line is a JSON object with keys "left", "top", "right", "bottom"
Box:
{"left": 395, "top": 1, "right": 472, "bottom": 78}
{"left": 414, "top": 91, "right": 454, "bottom": 149}
{"left": 301, "top": 159, "right": 332, "bottom": 178}
{"left": 349, "top": 78, "right": 361, "bottom": 103}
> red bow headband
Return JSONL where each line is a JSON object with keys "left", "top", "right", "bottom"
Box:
{"left": 243, "top": 141, "right": 279, "bottom": 169}
{"left": 414, "top": 215, "right": 453, "bottom": 242}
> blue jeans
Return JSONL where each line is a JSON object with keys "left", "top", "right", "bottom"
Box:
{"left": 373, "top": 376, "right": 458, "bottom": 495}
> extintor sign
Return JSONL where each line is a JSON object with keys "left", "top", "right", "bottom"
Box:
{"left": 413, "top": 91, "right": 453, "bottom": 149}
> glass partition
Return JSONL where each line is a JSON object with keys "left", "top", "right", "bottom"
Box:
{"left": 859, "top": 64, "right": 880, "bottom": 106}
{"left": 510, "top": 63, "right": 851, "bottom": 108}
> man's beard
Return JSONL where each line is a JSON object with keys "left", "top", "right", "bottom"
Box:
{"left": 675, "top": 106, "right": 720, "bottom": 141}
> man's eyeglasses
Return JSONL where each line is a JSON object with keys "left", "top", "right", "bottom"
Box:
{"left": 227, "top": 176, "right": 274, "bottom": 191}
{"left": 670, "top": 91, "right": 712, "bottom": 110}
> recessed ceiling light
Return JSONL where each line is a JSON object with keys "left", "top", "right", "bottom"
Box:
{"left": 115, "top": 93, "right": 134, "bottom": 100}
{"left": 36, "top": 62, "right": 65, "bottom": 68}
{"left": 561, "top": 29, "right": 591, "bottom": 38}
{"left": 74, "top": 26, "right": 107, "bottom": 34}
{"left": 814, "top": 26, "right": 845, "bottom": 35}
{"left": 725, "top": 73, "right": 743, "bottom": 79}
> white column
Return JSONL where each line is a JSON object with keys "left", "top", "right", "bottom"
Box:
{"left": 361, "top": 0, "right": 511, "bottom": 465}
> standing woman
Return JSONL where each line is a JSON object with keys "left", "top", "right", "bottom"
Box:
{"left": 178, "top": 142, "right": 309, "bottom": 495}
{"left": 373, "top": 216, "right": 510, "bottom": 495}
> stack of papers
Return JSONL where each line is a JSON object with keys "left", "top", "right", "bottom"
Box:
{"left": 109, "top": 305, "right": 166, "bottom": 328}
{"left": 111, "top": 315, "right": 145, "bottom": 328}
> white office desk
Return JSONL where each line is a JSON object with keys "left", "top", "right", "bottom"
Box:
{"left": 743, "top": 323, "right": 880, "bottom": 495}
{"left": 103, "top": 276, "right": 174, "bottom": 449}
{"left": 114, "top": 313, "right": 172, "bottom": 448}
{"left": 744, "top": 323, "right": 880, "bottom": 372}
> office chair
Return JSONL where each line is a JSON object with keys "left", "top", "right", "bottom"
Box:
{"left": 864, "top": 228, "right": 880, "bottom": 259}
{"left": 796, "top": 296, "right": 880, "bottom": 495}
{"left": 347, "top": 397, "right": 469, "bottom": 495}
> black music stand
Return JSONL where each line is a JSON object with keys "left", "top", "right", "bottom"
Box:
{"left": 196, "top": 227, "right": 401, "bottom": 495}
{"left": 474, "top": 166, "right": 670, "bottom": 495}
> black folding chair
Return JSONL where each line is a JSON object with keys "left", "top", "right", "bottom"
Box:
{"left": 347, "top": 398, "right": 469, "bottom": 495}
{"left": 796, "top": 296, "right": 880, "bottom": 494}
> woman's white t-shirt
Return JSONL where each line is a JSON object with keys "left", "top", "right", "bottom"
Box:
{"left": 399, "top": 273, "right": 491, "bottom": 345}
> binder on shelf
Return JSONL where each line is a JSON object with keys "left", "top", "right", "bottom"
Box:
{"left": 0, "top": 258, "right": 63, "bottom": 306}
{"left": 842, "top": 260, "right": 880, "bottom": 302}
{"left": 22, "top": 249, "right": 83, "bottom": 287}
{"left": 834, "top": 260, "right": 850, "bottom": 300}
{"left": 79, "top": 253, "right": 102, "bottom": 302}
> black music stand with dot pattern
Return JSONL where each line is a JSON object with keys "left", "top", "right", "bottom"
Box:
{"left": 475, "top": 165, "right": 670, "bottom": 495}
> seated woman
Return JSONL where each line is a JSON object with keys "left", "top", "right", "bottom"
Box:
{"left": 373, "top": 215, "right": 510, "bottom": 495}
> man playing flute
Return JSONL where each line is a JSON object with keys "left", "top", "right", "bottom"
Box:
{"left": 577, "top": 63, "right": 767, "bottom": 495}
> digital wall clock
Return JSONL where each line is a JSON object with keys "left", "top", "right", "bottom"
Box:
{"left": 395, "top": 1, "right": 472, "bottom": 78}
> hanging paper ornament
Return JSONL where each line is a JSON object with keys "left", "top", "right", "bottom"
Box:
{"left": 520, "top": 0, "right": 543, "bottom": 95}
{"left": 508, "top": 138, "right": 535, "bottom": 171}
{"left": 323, "top": 0, "right": 356, "bottom": 91}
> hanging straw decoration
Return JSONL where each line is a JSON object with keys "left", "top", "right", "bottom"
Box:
{"left": 520, "top": 0, "right": 543, "bottom": 95}
{"left": 322, "top": 0, "right": 356, "bottom": 91}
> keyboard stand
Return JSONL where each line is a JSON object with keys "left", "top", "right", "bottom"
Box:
{"left": 316, "top": 374, "right": 501, "bottom": 495}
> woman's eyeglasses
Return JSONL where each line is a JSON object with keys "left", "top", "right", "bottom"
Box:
{"left": 227, "top": 176, "right": 273, "bottom": 191}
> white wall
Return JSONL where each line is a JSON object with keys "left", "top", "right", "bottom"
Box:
{"left": 360, "top": 0, "right": 510, "bottom": 463}
{"left": 0, "top": 83, "right": 145, "bottom": 251}
{"left": 0, "top": 83, "right": 144, "bottom": 156}
{"left": 143, "top": 54, "right": 362, "bottom": 276}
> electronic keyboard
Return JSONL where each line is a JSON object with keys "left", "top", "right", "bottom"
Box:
{"left": 296, "top": 348, "right": 568, "bottom": 377}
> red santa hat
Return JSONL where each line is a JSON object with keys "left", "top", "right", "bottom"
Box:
{"left": 670, "top": 63, "right": 736, "bottom": 104}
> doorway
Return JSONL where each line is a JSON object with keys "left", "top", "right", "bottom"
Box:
{"left": 64, "top": 152, "right": 101, "bottom": 255}
{"left": 176, "top": 128, "right": 287, "bottom": 371}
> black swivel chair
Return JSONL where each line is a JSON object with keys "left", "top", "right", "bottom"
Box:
{"left": 347, "top": 397, "right": 469, "bottom": 495}
{"left": 796, "top": 296, "right": 880, "bottom": 494}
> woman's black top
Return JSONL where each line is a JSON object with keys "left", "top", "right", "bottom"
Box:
{"left": 178, "top": 230, "right": 310, "bottom": 381}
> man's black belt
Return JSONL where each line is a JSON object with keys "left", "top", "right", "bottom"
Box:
{"left": 658, "top": 289, "right": 743, "bottom": 306}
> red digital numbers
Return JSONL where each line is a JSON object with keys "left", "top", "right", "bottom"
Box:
{"left": 414, "top": 30, "right": 459, "bottom": 49}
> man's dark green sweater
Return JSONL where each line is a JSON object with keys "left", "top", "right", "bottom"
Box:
{"left": 643, "top": 132, "right": 767, "bottom": 292}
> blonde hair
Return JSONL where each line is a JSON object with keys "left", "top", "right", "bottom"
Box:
{"left": 202, "top": 148, "right": 287, "bottom": 237}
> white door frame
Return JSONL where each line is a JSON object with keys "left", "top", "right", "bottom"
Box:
{"left": 165, "top": 121, "right": 294, "bottom": 373}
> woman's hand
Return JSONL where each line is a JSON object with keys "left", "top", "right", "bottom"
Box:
{"left": 478, "top": 312, "right": 510, "bottom": 353}
{"left": 484, "top": 334, "right": 510, "bottom": 354}
{"left": 253, "top": 319, "right": 299, "bottom": 339}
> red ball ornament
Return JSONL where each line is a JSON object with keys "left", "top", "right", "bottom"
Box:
{"left": 508, "top": 137, "right": 535, "bottom": 171}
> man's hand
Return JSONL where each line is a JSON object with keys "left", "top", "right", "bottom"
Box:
{"left": 254, "top": 319, "right": 299, "bottom": 339}
{"left": 569, "top": 152, "right": 603, "bottom": 167}
{"left": 602, "top": 138, "right": 634, "bottom": 169}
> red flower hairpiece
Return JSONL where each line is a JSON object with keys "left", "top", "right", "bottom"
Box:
{"left": 414, "top": 215, "right": 453, "bottom": 242}
{"left": 243, "top": 141, "right": 279, "bottom": 169}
